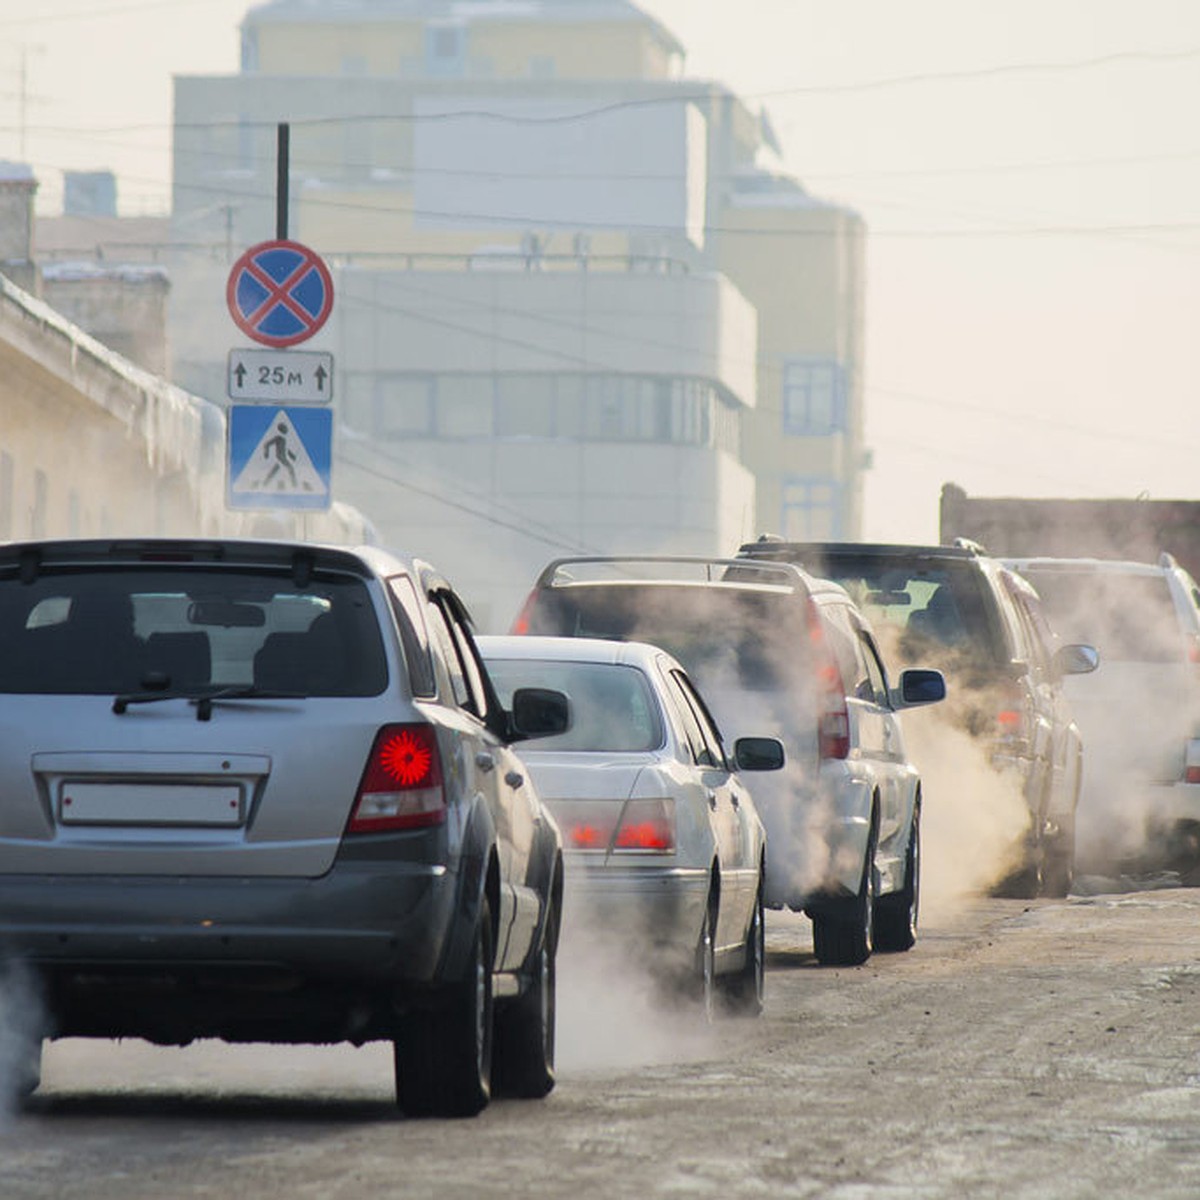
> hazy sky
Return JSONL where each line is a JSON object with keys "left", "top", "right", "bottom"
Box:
{"left": 4, "top": 0, "right": 1200, "bottom": 541}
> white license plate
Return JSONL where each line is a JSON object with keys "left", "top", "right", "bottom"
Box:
{"left": 60, "top": 783, "right": 243, "bottom": 826}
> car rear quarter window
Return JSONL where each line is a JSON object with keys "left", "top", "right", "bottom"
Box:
{"left": 0, "top": 567, "right": 387, "bottom": 695}
{"left": 387, "top": 574, "right": 436, "bottom": 697}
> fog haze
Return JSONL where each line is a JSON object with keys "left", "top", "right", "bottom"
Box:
{"left": 7, "top": 0, "right": 1200, "bottom": 541}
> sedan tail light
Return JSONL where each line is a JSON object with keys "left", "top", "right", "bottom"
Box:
{"left": 553, "top": 798, "right": 675, "bottom": 854}
{"left": 347, "top": 723, "right": 446, "bottom": 833}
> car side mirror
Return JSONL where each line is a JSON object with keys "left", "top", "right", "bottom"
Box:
{"left": 733, "top": 736, "right": 785, "bottom": 772}
{"left": 891, "top": 668, "right": 947, "bottom": 710}
{"left": 1053, "top": 643, "right": 1099, "bottom": 676}
{"left": 509, "top": 687, "right": 571, "bottom": 740}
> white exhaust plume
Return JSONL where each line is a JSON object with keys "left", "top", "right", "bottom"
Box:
{"left": 0, "top": 963, "right": 45, "bottom": 1122}
{"left": 555, "top": 909, "right": 715, "bottom": 1071}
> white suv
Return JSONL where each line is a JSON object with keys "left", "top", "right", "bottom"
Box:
{"left": 1003, "top": 554, "right": 1200, "bottom": 873}
{"left": 512, "top": 556, "right": 946, "bottom": 966}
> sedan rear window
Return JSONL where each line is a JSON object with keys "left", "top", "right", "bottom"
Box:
{"left": 486, "top": 659, "right": 664, "bottom": 753}
{"left": 0, "top": 568, "right": 387, "bottom": 695}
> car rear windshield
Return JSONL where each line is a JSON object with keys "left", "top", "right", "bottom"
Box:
{"left": 808, "top": 557, "right": 1006, "bottom": 668}
{"left": 520, "top": 584, "right": 812, "bottom": 693}
{"left": 485, "top": 659, "right": 664, "bottom": 752}
{"left": 0, "top": 567, "right": 388, "bottom": 695}
{"left": 1018, "top": 569, "right": 1184, "bottom": 663}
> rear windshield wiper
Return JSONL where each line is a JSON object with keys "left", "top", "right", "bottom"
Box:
{"left": 113, "top": 686, "right": 308, "bottom": 720}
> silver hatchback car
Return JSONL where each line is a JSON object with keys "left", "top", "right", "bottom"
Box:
{"left": 0, "top": 538, "right": 568, "bottom": 1117}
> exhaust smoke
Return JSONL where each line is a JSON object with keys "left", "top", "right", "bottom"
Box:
{"left": 0, "top": 963, "right": 45, "bottom": 1123}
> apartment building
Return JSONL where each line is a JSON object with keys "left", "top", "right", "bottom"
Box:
{"left": 169, "top": 0, "right": 864, "bottom": 625}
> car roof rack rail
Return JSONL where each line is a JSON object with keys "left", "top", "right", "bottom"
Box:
{"left": 951, "top": 537, "right": 988, "bottom": 556}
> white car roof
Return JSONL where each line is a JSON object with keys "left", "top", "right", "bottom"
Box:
{"left": 1003, "top": 556, "right": 1171, "bottom": 577}
{"left": 477, "top": 634, "right": 677, "bottom": 672}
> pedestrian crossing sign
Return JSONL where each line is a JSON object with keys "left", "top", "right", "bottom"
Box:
{"left": 227, "top": 405, "right": 332, "bottom": 511}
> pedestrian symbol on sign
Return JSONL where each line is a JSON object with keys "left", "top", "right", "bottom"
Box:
{"left": 231, "top": 410, "right": 327, "bottom": 497}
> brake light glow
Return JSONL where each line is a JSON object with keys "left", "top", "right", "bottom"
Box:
{"left": 554, "top": 798, "right": 675, "bottom": 854}
{"left": 614, "top": 799, "right": 675, "bottom": 852}
{"left": 994, "top": 683, "right": 1028, "bottom": 741}
{"left": 348, "top": 723, "right": 446, "bottom": 833}
{"left": 510, "top": 590, "right": 539, "bottom": 635}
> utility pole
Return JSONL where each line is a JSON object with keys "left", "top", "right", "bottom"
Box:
{"left": 17, "top": 45, "right": 45, "bottom": 162}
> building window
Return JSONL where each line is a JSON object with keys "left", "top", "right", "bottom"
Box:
{"left": 782, "top": 358, "right": 845, "bottom": 436}
{"left": 782, "top": 477, "right": 841, "bottom": 541}
{"left": 425, "top": 24, "right": 466, "bottom": 76}
{"left": 529, "top": 56, "right": 556, "bottom": 80}
{"left": 375, "top": 375, "right": 434, "bottom": 438}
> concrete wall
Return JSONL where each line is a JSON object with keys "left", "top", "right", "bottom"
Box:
{"left": 0, "top": 272, "right": 370, "bottom": 547}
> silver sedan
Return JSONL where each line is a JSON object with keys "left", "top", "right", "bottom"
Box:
{"left": 478, "top": 635, "right": 784, "bottom": 1018}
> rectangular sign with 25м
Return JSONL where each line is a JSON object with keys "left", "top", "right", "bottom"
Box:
{"left": 227, "top": 348, "right": 334, "bottom": 404}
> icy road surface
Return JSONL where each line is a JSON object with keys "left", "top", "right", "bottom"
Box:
{"left": 4, "top": 890, "right": 1200, "bottom": 1199}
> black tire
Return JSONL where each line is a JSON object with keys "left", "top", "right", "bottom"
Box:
{"left": 812, "top": 817, "right": 877, "bottom": 967}
{"left": 693, "top": 899, "right": 716, "bottom": 1022}
{"left": 718, "top": 877, "right": 765, "bottom": 1017}
{"left": 395, "top": 895, "right": 494, "bottom": 1118}
{"left": 1041, "top": 819, "right": 1075, "bottom": 899}
{"left": 873, "top": 805, "right": 920, "bottom": 953}
{"left": 493, "top": 901, "right": 558, "bottom": 1099}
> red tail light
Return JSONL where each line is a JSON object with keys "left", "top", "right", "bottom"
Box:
{"left": 348, "top": 723, "right": 446, "bottom": 833}
{"left": 614, "top": 799, "right": 675, "bottom": 852}
{"left": 510, "top": 590, "right": 539, "bottom": 635}
{"left": 808, "top": 598, "right": 850, "bottom": 760}
{"left": 1187, "top": 634, "right": 1200, "bottom": 665}
{"left": 994, "top": 682, "right": 1028, "bottom": 742}
{"left": 555, "top": 798, "right": 675, "bottom": 854}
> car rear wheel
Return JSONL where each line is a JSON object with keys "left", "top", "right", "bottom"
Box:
{"left": 718, "top": 877, "right": 765, "bottom": 1017}
{"left": 493, "top": 899, "right": 558, "bottom": 1099}
{"left": 812, "top": 817, "right": 877, "bottom": 967}
{"left": 395, "top": 895, "right": 494, "bottom": 1118}
{"left": 873, "top": 805, "right": 920, "bottom": 953}
{"left": 692, "top": 899, "right": 716, "bottom": 1022}
{"left": 1041, "top": 818, "right": 1075, "bottom": 899}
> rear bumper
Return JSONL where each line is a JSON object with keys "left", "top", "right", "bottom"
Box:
{"left": 758, "top": 764, "right": 872, "bottom": 910}
{"left": 0, "top": 858, "right": 460, "bottom": 985}
{"left": 561, "top": 860, "right": 710, "bottom": 970}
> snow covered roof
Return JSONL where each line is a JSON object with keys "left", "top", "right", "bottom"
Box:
{"left": 40, "top": 261, "right": 170, "bottom": 285}
{"left": 0, "top": 161, "right": 36, "bottom": 185}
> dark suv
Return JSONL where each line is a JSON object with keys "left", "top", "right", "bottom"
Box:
{"left": 738, "top": 539, "right": 1099, "bottom": 896}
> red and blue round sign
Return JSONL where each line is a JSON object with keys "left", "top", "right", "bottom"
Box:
{"left": 226, "top": 238, "right": 334, "bottom": 348}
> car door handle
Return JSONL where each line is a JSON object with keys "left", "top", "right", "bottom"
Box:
{"left": 475, "top": 752, "right": 495, "bottom": 773}
{"left": 731, "top": 793, "right": 740, "bottom": 809}
{"left": 504, "top": 770, "right": 524, "bottom": 789}
{"left": 707, "top": 791, "right": 718, "bottom": 810}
